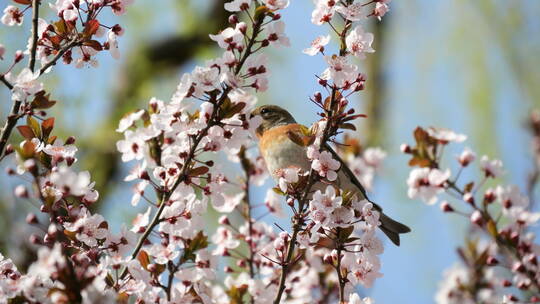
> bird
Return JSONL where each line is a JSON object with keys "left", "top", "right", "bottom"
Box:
{"left": 251, "top": 104, "right": 411, "bottom": 246}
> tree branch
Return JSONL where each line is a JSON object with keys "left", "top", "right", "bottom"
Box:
{"left": 0, "top": 38, "right": 81, "bottom": 160}
{"left": 28, "top": 0, "right": 40, "bottom": 72}
{"left": 120, "top": 13, "right": 266, "bottom": 280}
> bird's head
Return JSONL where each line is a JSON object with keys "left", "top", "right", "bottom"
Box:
{"left": 251, "top": 105, "right": 297, "bottom": 137}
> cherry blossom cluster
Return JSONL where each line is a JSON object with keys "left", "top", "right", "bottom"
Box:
{"left": 1, "top": 117, "right": 141, "bottom": 302}
{"left": 402, "top": 126, "right": 540, "bottom": 304}
{"left": 1, "top": 0, "right": 133, "bottom": 69}
{"left": 113, "top": 1, "right": 308, "bottom": 302}
{"left": 255, "top": 1, "right": 394, "bottom": 303}
{"left": 0, "top": 0, "right": 398, "bottom": 303}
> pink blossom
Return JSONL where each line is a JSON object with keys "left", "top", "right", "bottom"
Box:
{"left": 407, "top": 167, "right": 450, "bottom": 205}
{"left": 310, "top": 149, "right": 340, "bottom": 181}
{"left": 131, "top": 206, "right": 151, "bottom": 233}
{"left": 336, "top": 3, "right": 365, "bottom": 21}
{"left": 311, "top": 0, "right": 336, "bottom": 25}
{"left": 480, "top": 155, "right": 503, "bottom": 178}
{"left": 303, "top": 35, "right": 330, "bottom": 56}
{"left": 43, "top": 140, "right": 78, "bottom": 161}
{"left": 374, "top": 1, "right": 391, "bottom": 20}
{"left": 265, "top": 189, "right": 286, "bottom": 217}
{"left": 349, "top": 293, "right": 375, "bottom": 304}
{"left": 224, "top": 0, "right": 252, "bottom": 12}
{"left": 427, "top": 127, "right": 467, "bottom": 143}
{"left": 5, "top": 68, "right": 43, "bottom": 101}
{"left": 1, "top": 6, "right": 23, "bottom": 26}
{"left": 276, "top": 167, "right": 300, "bottom": 192}
{"left": 117, "top": 109, "right": 145, "bottom": 133}
{"left": 212, "top": 227, "right": 240, "bottom": 255}
{"left": 209, "top": 23, "right": 245, "bottom": 51}
{"left": 311, "top": 186, "right": 342, "bottom": 213}
{"left": 346, "top": 26, "right": 375, "bottom": 59}
{"left": 458, "top": 147, "right": 476, "bottom": 166}
{"left": 263, "top": 0, "right": 290, "bottom": 10}
{"left": 321, "top": 55, "right": 358, "bottom": 88}
{"left": 265, "top": 21, "right": 290, "bottom": 47}
{"left": 63, "top": 208, "right": 109, "bottom": 247}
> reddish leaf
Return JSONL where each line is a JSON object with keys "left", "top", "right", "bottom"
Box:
{"left": 84, "top": 19, "right": 100, "bottom": 37}
{"left": 17, "top": 125, "right": 35, "bottom": 139}
{"left": 137, "top": 250, "right": 150, "bottom": 270}
{"left": 13, "top": 0, "right": 32, "bottom": 4}
{"left": 21, "top": 140, "right": 36, "bottom": 158}
{"left": 31, "top": 91, "right": 56, "bottom": 109}
{"left": 190, "top": 166, "right": 209, "bottom": 176}
{"left": 83, "top": 40, "right": 103, "bottom": 51}
{"left": 42, "top": 117, "right": 55, "bottom": 138}
{"left": 340, "top": 123, "right": 357, "bottom": 131}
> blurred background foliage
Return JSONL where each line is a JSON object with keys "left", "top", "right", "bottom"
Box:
{"left": 1, "top": 0, "right": 539, "bottom": 302}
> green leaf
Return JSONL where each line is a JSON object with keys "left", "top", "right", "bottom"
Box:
{"left": 27, "top": 116, "right": 41, "bottom": 138}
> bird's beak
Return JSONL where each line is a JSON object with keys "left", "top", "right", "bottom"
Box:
{"left": 249, "top": 108, "right": 259, "bottom": 119}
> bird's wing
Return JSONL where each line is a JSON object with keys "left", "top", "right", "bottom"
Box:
{"left": 323, "top": 143, "right": 383, "bottom": 212}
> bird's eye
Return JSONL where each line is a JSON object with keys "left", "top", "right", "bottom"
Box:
{"left": 260, "top": 108, "right": 270, "bottom": 115}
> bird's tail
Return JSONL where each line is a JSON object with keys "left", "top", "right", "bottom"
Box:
{"left": 378, "top": 212, "right": 411, "bottom": 246}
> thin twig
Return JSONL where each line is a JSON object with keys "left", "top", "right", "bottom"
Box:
{"left": 28, "top": 0, "right": 40, "bottom": 72}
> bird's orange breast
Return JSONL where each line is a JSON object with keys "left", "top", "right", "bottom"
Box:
{"left": 259, "top": 123, "right": 304, "bottom": 153}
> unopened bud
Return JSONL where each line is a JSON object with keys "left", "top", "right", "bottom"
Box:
{"left": 238, "top": 22, "right": 247, "bottom": 34}
{"left": 463, "top": 193, "right": 475, "bottom": 205}
{"left": 219, "top": 215, "right": 230, "bottom": 225}
{"left": 0, "top": 44, "right": 5, "bottom": 60}
{"left": 228, "top": 15, "right": 239, "bottom": 25}
{"left": 236, "top": 259, "right": 246, "bottom": 268}
{"left": 530, "top": 296, "right": 540, "bottom": 303}
{"left": 224, "top": 266, "right": 234, "bottom": 273}
{"left": 5, "top": 144, "right": 14, "bottom": 155}
{"left": 505, "top": 294, "right": 519, "bottom": 302}
{"left": 14, "top": 185, "right": 28, "bottom": 198}
{"left": 43, "top": 233, "right": 55, "bottom": 244}
{"left": 470, "top": 210, "right": 483, "bottom": 226}
{"left": 5, "top": 167, "right": 15, "bottom": 175}
{"left": 484, "top": 189, "right": 496, "bottom": 204}
{"left": 139, "top": 170, "right": 150, "bottom": 180}
{"left": 287, "top": 198, "right": 294, "bottom": 207}
{"left": 66, "top": 157, "right": 75, "bottom": 166}
{"left": 318, "top": 78, "right": 327, "bottom": 87}
{"left": 440, "top": 201, "right": 453, "bottom": 212}
{"left": 502, "top": 279, "right": 512, "bottom": 287}
{"left": 313, "top": 91, "right": 322, "bottom": 103}
{"left": 14, "top": 50, "right": 24, "bottom": 63}
{"left": 29, "top": 234, "right": 41, "bottom": 244}
{"left": 273, "top": 13, "right": 281, "bottom": 20}
{"left": 261, "top": 39, "right": 270, "bottom": 47}
{"left": 24, "top": 159, "right": 37, "bottom": 173}
{"left": 26, "top": 213, "right": 38, "bottom": 224}
{"left": 323, "top": 253, "right": 333, "bottom": 264}
{"left": 65, "top": 136, "right": 76, "bottom": 145}
{"left": 400, "top": 144, "right": 411, "bottom": 153}
{"left": 486, "top": 256, "right": 498, "bottom": 265}
{"left": 512, "top": 262, "right": 525, "bottom": 273}
{"left": 205, "top": 160, "right": 214, "bottom": 167}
